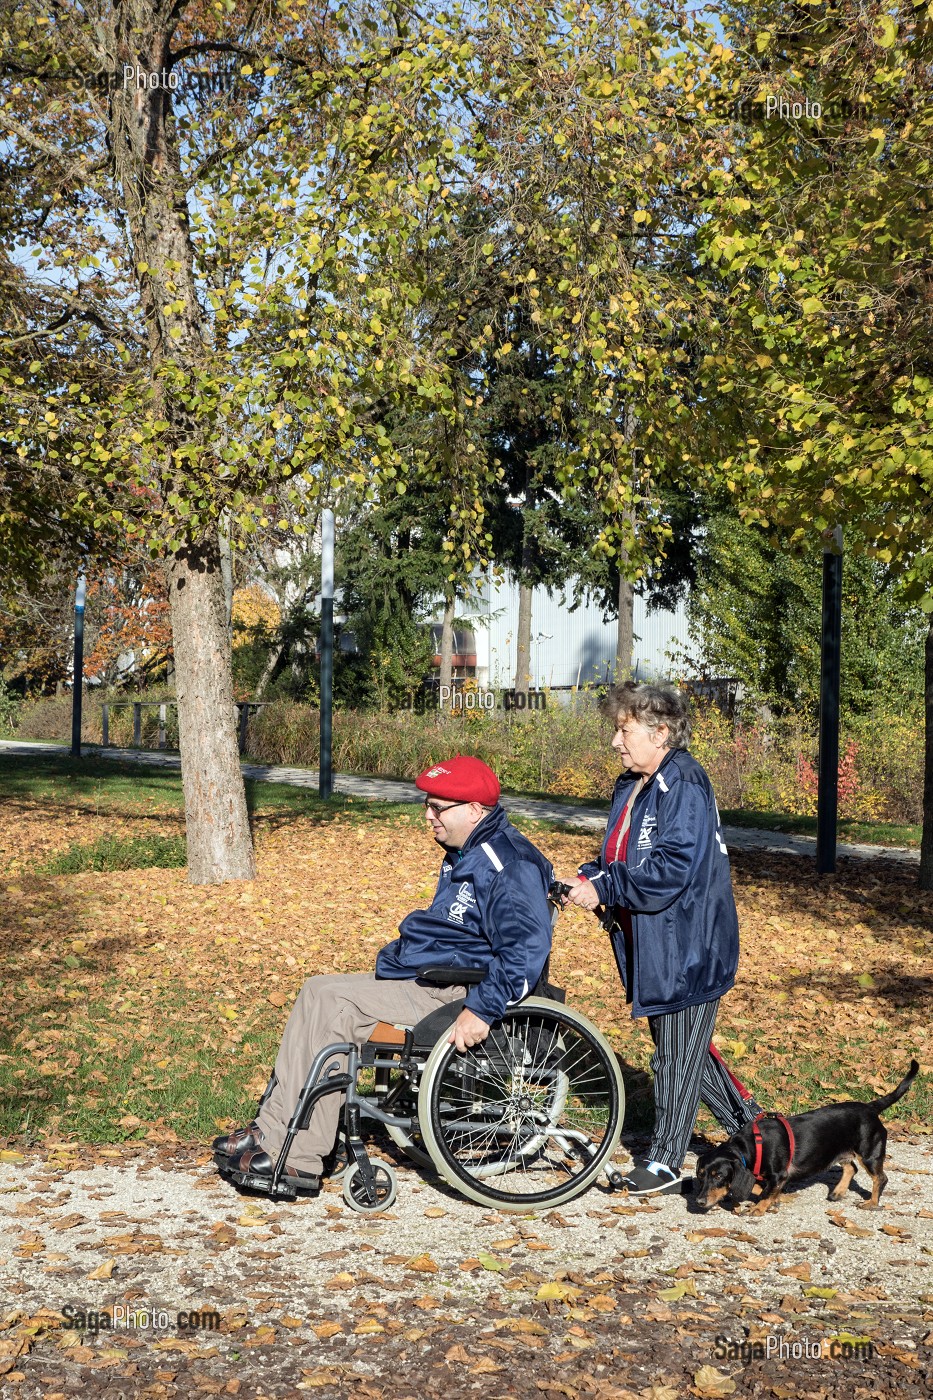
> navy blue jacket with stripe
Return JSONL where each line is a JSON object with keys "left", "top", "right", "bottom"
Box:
{"left": 374, "top": 804, "right": 554, "bottom": 1025}
{"left": 579, "top": 747, "right": 739, "bottom": 1019}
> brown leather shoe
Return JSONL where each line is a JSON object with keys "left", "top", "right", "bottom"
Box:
{"left": 213, "top": 1122, "right": 262, "bottom": 1161}
{"left": 234, "top": 1149, "right": 320, "bottom": 1193}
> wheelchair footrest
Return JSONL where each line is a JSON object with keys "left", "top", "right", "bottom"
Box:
{"left": 221, "top": 1167, "right": 299, "bottom": 1201}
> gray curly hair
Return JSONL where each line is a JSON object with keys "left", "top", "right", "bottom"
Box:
{"left": 599, "top": 681, "right": 692, "bottom": 749}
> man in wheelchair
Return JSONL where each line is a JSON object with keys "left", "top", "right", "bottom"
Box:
{"left": 214, "top": 755, "right": 555, "bottom": 1195}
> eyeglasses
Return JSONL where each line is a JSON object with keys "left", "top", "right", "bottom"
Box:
{"left": 422, "top": 797, "right": 471, "bottom": 818}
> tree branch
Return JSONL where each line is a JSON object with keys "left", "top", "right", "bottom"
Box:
{"left": 170, "top": 40, "right": 255, "bottom": 64}
{"left": 0, "top": 109, "right": 107, "bottom": 187}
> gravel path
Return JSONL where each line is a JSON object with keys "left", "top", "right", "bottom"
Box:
{"left": 1, "top": 1133, "right": 930, "bottom": 1397}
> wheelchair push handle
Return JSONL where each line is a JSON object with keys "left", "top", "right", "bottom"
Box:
{"left": 548, "top": 879, "right": 573, "bottom": 908}
{"left": 549, "top": 878, "right": 615, "bottom": 932}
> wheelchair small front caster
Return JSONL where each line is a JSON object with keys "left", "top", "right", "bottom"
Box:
{"left": 342, "top": 1161, "right": 398, "bottom": 1213}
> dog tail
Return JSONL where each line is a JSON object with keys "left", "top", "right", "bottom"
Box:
{"left": 871, "top": 1060, "right": 920, "bottom": 1113}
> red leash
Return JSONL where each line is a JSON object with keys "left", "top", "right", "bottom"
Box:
{"left": 709, "top": 1041, "right": 756, "bottom": 1102}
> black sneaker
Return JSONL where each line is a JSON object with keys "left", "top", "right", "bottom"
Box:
{"left": 620, "top": 1161, "right": 682, "bottom": 1197}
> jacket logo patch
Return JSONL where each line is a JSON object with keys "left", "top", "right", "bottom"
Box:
{"left": 447, "top": 881, "right": 475, "bottom": 924}
{"left": 637, "top": 816, "right": 656, "bottom": 850}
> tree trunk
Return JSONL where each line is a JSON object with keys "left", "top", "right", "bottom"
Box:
{"left": 438, "top": 592, "right": 455, "bottom": 704}
{"left": 514, "top": 581, "right": 533, "bottom": 694}
{"left": 616, "top": 570, "right": 635, "bottom": 681}
{"left": 514, "top": 486, "right": 534, "bottom": 695}
{"left": 920, "top": 616, "right": 933, "bottom": 890}
{"left": 254, "top": 639, "right": 287, "bottom": 700}
{"left": 219, "top": 518, "right": 234, "bottom": 641}
{"left": 167, "top": 537, "right": 256, "bottom": 884}
{"left": 102, "top": 3, "right": 254, "bottom": 882}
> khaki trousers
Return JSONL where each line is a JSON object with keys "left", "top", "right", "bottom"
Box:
{"left": 255, "top": 972, "right": 466, "bottom": 1175}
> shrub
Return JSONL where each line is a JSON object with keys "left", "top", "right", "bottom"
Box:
{"left": 249, "top": 696, "right": 925, "bottom": 823}
{"left": 0, "top": 679, "right": 22, "bottom": 737}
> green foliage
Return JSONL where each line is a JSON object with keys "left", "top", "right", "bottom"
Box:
{"left": 685, "top": 2, "right": 933, "bottom": 601}
{"left": 680, "top": 515, "right": 925, "bottom": 717}
{"left": 40, "top": 833, "right": 187, "bottom": 875}
{"left": 334, "top": 489, "right": 449, "bottom": 709}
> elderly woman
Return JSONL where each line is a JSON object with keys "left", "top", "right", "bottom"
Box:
{"left": 562, "top": 681, "right": 759, "bottom": 1197}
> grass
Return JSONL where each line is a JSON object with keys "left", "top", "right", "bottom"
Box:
{"left": 0, "top": 751, "right": 423, "bottom": 826}
{"left": 0, "top": 980, "right": 282, "bottom": 1143}
{"left": 1, "top": 750, "right": 920, "bottom": 847}
{"left": 719, "top": 808, "right": 922, "bottom": 848}
{"left": 40, "top": 832, "right": 188, "bottom": 874}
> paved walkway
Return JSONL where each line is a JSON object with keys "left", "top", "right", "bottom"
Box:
{"left": 0, "top": 738, "right": 921, "bottom": 864}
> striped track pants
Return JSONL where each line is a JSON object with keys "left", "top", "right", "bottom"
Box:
{"left": 646, "top": 999, "right": 757, "bottom": 1170}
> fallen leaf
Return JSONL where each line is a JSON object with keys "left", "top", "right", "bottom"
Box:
{"left": 312, "top": 1322, "right": 342, "bottom": 1339}
{"left": 299, "top": 1369, "right": 343, "bottom": 1389}
{"left": 536, "top": 1282, "right": 581, "bottom": 1302}
{"left": 353, "top": 1318, "right": 385, "bottom": 1335}
{"left": 405, "top": 1253, "right": 439, "bottom": 1274}
{"left": 500, "top": 1318, "right": 548, "bottom": 1336}
{"left": 778, "top": 1263, "right": 811, "bottom": 1282}
{"left": 693, "top": 1365, "right": 737, "bottom": 1397}
{"left": 87, "top": 1258, "right": 116, "bottom": 1281}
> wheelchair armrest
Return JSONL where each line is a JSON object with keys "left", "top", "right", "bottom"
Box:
{"left": 418, "top": 964, "right": 486, "bottom": 986}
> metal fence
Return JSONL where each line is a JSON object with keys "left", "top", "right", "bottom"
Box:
{"left": 100, "top": 700, "right": 269, "bottom": 754}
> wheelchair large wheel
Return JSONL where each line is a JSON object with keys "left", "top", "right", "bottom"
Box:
{"left": 417, "top": 998, "right": 624, "bottom": 1211}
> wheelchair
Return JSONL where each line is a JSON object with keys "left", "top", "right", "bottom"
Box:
{"left": 222, "top": 887, "right": 626, "bottom": 1214}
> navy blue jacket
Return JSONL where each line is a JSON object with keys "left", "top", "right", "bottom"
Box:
{"left": 579, "top": 748, "right": 739, "bottom": 1018}
{"left": 375, "top": 805, "right": 554, "bottom": 1024}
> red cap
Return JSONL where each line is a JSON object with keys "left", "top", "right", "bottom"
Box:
{"left": 415, "top": 755, "right": 500, "bottom": 806}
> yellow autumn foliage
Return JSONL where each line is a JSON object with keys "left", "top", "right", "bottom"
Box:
{"left": 232, "top": 585, "right": 280, "bottom": 648}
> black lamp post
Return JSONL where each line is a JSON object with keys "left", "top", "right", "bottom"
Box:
{"left": 319, "top": 510, "right": 334, "bottom": 800}
{"left": 71, "top": 572, "right": 87, "bottom": 758}
{"left": 816, "top": 526, "right": 843, "bottom": 873}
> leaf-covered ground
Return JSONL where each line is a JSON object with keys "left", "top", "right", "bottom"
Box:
{"left": 0, "top": 764, "right": 931, "bottom": 1397}
{"left": 0, "top": 779, "right": 930, "bottom": 1143}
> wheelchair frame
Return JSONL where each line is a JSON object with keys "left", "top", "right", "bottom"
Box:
{"left": 223, "top": 994, "right": 627, "bottom": 1214}
{"left": 221, "top": 881, "right": 627, "bottom": 1212}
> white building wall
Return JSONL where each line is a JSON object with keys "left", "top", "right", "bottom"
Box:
{"left": 461, "top": 571, "right": 689, "bottom": 690}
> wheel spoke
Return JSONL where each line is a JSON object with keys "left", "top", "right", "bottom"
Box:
{"left": 420, "top": 1002, "right": 624, "bottom": 1207}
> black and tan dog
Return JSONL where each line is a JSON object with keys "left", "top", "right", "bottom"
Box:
{"left": 693, "top": 1060, "right": 918, "bottom": 1216}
